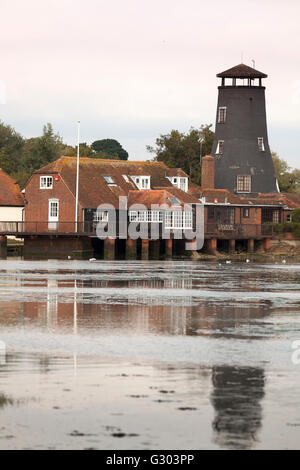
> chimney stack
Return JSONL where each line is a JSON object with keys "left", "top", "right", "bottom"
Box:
{"left": 201, "top": 155, "right": 215, "bottom": 189}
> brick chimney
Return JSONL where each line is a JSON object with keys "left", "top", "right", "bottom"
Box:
{"left": 201, "top": 155, "right": 215, "bottom": 189}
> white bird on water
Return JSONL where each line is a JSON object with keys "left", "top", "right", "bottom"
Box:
{"left": 225, "top": 260, "right": 231, "bottom": 264}
{"left": 89, "top": 258, "right": 97, "bottom": 262}
{"left": 246, "top": 259, "right": 250, "bottom": 263}
{"left": 282, "top": 259, "right": 286, "bottom": 264}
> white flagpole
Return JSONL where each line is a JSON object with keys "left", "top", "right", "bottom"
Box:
{"left": 75, "top": 121, "right": 80, "bottom": 232}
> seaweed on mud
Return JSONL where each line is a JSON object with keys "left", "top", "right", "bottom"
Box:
{"left": 0, "top": 392, "right": 14, "bottom": 408}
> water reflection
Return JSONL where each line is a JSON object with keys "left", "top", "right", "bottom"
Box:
{"left": 0, "top": 274, "right": 279, "bottom": 338}
{"left": 210, "top": 366, "right": 265, "bottom": 449}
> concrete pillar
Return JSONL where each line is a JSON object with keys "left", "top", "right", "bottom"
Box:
{"left": 247, "top": 239, "right": 255, "bottom": 253}
{"left": 207, "top": 238, "right": 217, "bottom": 255}
{"left": 126, "top": 238, "right": 136, "bottom": 260}
{"left": 263, "top": 238, "right": 270, "bottom": 252}
{"left": 165, "top": 238, "right": 173, "bottom": 259}
{"left": 150, "top": 240, "right": 160, "bottom": 260}
{"left": 104, "top": 238, "right": 116, "bottom": 260}
{"left": 141, "top": 239, "right": 149, "bottom": 260}
{"left": 0, "top": 236, "right": 7, "bottom": 258}
{"left": 229, "top": 239, "right": 235, "bottom": 253}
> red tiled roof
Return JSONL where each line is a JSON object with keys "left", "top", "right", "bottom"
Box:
{"left": 128, "top": 189, "right": 198, "bottom": 209}
{"left": 188, "top": 183, "right": 245, "bottom": 204}
{"left": 0, "top": 168, "right": 24, "bottom": 206}
{"left": 155, "top": 186, "right": 200, "bottom": 204}
{"left": 165, "top": 168, "right": 188, "bottom": 177}
{"left": 34, "top": 157, "right": 174, "bottom": 208}
{"left": 242, "top": 193, "right": 287, "bottom": 206}
{"left": 282, "top": 193, "right": 300, "bottom": 209}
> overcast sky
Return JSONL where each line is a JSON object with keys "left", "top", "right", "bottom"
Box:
{"left": 0, "top": 0, "right": 299, "bottom": 167}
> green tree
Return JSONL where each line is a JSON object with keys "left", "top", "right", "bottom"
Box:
{"left": 272, "top": 152, "right": 300, "bottom": 192}
{"left": 0, "top": 121, "right": 25, "bottom": 175}
{"left": 91, "top": 139, "right": 129, "bottom": 160}
{"left": 62, "top": 142, "right": 94, "bottom": 157}
{"left": 24, "top": 123, "right": 63, "bottom": 172}
{"left": 147, "top": 125, "right": 214, "bottom": 185}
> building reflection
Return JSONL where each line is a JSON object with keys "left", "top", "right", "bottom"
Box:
{"left": 210, "top": 365, "right": 265, "bottom": 449}
{"left": 0, "top": 276, "right": 275, "bottom": 338}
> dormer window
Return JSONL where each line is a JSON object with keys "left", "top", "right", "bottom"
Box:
{"left": 131, "top": 176, "right": 150, "bottom": 190}
{"left": 103, "top": 175, "right": 114, "bottom": 184}
{"left": 216, "top": 140, "right": 224, "bottom": 155}
{"left": 40, "top": 176, "right": 53, "bottom": 189}
{"left": 167, "top": 177, "right": 188, "bottom": 192}
{"left": 218, "top": 107, "right": 227, "bottom": 123}
{"left": 258, "top": 137, "right": 265, "bottom": 151}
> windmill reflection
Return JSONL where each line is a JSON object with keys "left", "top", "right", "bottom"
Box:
{"left": 210, "top": 365, "right": 265, "bottom": 449}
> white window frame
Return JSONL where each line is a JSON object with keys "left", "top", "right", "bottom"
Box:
{"left": 218, "top": 107, "right": 227, "bottom": 123}
{"left": 131, "top": 176, "right": 150, "bottom": 190}
{"left": 40, "top": 176, "right": 53, "bottom": 189}
{"left": 93, "top": 210, "right": 108, "bottom": 222}
{"left": 258, "top": 137, "right": 265, "bottom": 152}
{"left": 48, "top": 198, "right": 59, "bottom": 230}
{"left": 237, "top": 175, "right": 251, "bottom": 193}
{"left": 129, "top": 210, "right": 163, "bottom": 223}
{"left": 216, "top": 140, "right": 224, "bottom": 155}
{"left": 164, "top": 211, "right": 193, "bottom": 229}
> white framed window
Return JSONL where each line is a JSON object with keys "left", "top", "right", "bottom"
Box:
{"left": 49, "top": 200, "right": 59, "bottom": 218}
{"left": 218, "top": 107, "right": 227, "bottom": 123}
{"left": 216, "top": 140, "right": 224, "bottom": 155}
{"left": 258, "top": 137, "right": 265, "bottom": 151}
{"left": 40, "top": 176, "right": 53, "bottom": 189}
{"left": 131, "top": 176, "right": 150, "bottom": 190}
{"left": 164, "top": 211, "right": 193, "bottom": 229}
{"left": 237, "top": 175, "right": 251, "bottom": 193}
{"left": 129, "top": 210, "right": 163, "bottom": 223}
{"left": 286, "top": 214, "right": 292, "bottom": 223}
{"left": 93, "top": 210, "right": 108, "bottom": 222}
{"left": 179, "top": 177, "right": 188, "bottom": 192}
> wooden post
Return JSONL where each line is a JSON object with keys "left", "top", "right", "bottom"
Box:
{"left": 207, "top": 238, "right": 217, "bottom": 255}
{"left": 263, "top": 238, "right": 270, "bottom": 252}
{"left": 229, "top": 239, "right": 235, "bottom": 253}
{"left": 104, "top": 238, "right": 116, "bottom": 260}
{"left": 126, "top": 238, "right": 136, "bottom": 260}
{"left": 165, "top": 238, "right": 173, "bottom": 259}
{"left": 141, "top": 239, "right": 149, "bottom": 260}
{"left": 247, "top": 239, "right": 255, "bottom": 253}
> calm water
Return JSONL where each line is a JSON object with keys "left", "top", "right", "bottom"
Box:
{"left": 0, "top": 259, "right": 300, "bottom": 449}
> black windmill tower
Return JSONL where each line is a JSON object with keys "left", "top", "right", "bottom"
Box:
{"left": 211, "top": 63, "right": 279, "bottom": 196}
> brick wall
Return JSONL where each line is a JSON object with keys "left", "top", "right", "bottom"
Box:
{"left": 25, "top": 174, "right": 84, "bottom": 228}
{"left": 201, "top": 156, "right": 215, "bottom": 189}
